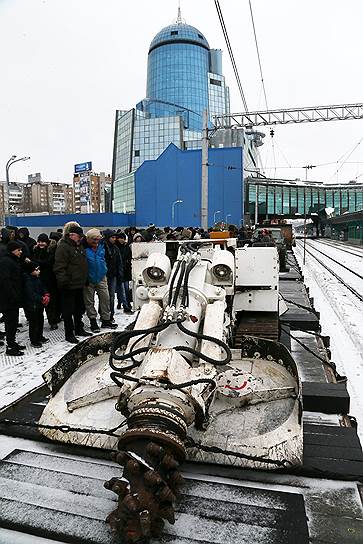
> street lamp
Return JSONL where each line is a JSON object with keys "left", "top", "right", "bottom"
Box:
{"left": 213, "top": 210, "right": 221, "bottom": 224}
{"left": 171, "top": 199, "right": 183, "bottom": 227}
{"left": 5, "top": 155, "right": 30, "bottom": 225}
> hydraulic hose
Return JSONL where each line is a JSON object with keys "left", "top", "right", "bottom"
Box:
{"left": 167, "top": 260, "right": 182, "bottom": 306}
{"left": 174, "top": 321, "right": 232, "bottom": 366}
{"left": 171, "top": 260, "right": 186, "bottom": 307}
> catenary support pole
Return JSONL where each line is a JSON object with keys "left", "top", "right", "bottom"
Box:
{"left": 201, "top": 109, "right": 209, "bottom": 229}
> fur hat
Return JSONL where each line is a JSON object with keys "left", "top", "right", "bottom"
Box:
{"left": 63, "top": 221, "right": 81, "bottom": 236}
{"left": 86, "top": 228, "right": 102, "bottom": 239}
{"left": 68, "top": 226, "right": 84, "bottom": 236}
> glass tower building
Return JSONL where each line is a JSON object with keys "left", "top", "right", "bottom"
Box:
{"left": 112, "top": 13, "right": 238, "bottom": 213}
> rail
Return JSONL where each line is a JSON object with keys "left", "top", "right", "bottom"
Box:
{"left": 296, "top": 241, "right": 363, "bottom": 303}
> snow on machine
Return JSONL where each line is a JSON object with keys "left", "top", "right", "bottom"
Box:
{"left": 38, "top": 239, "right": 302, "bottom": 542}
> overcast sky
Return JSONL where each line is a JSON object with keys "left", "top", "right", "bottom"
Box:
{"left": 1, "top": 0, "right": 362, "bottom": 185}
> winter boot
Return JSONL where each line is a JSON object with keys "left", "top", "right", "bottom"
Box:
{"left": 89, "top": 319, "right": 100, "bottom": 333}
{"left": 101, "top": 320, "right": 118, "bottom": 329}
{"left": 74, "top": 328, "right": 93, "bottom": 337}
{"left": 6, "top": 346, "right": 24, "bottom": 357}
{"left": 65, "top": 335, "right": 79, "bottom": 344}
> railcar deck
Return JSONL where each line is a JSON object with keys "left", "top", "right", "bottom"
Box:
{"left": 0, "top": 250, "right": 362, "bottom": 543}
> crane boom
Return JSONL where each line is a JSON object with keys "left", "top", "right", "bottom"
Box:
{"left": 213, "top": 102, "right": 363, "bottom": 128}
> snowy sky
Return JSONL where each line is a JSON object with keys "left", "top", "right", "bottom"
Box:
{"left": 1, "top": 0, "right": 363, "bottom": 185}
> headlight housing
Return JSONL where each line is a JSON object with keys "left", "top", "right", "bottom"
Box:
{"left": 146, "top": 266, "right": 165, "bottom": 281}
{"left": 213, "top": 263, "right": 232, "bottom": 279}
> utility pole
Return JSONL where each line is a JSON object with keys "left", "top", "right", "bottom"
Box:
{"left": 201, "top": 109, "right": 209, "bottom": 229}
{"left": 302, "top": 165, "right": 315, "bottom": 264}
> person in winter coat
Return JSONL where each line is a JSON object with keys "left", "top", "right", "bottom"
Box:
{"left": 23, "top": 262, "right": 50, "bottom": 348}
{"left": 53, "top": 225, "right": 89, "bottom": 344}
{"left": 103, "top": 230, "right": 132, "bottom": 319}
{"left": 32, "top": 233, "right": 61, "bottom": 329}
{"left": 0, "top": 228, "right": 11, "bottom": 258}
{"left": 5, "top": 226, "right": 30, "bottom": 258}
{"left": 115, "top": 232, "right": 133, "bottom": 312}
{"left": 18, "top": 227, "right": 36, "bottom": 255}
{"left": 0, "top": 241, "right": 26, "bottom": 356}
{"left": 83, "top": 228, "right": 118, "bottom": 332}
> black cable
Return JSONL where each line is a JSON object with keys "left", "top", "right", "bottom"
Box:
{"left": 248, "top": 0, "right": 269, "bottom": 111}
{"left": 171, "top": 260, "right": 186, "bottom": 307}
{"left": 0, "top": 418, "right": 127, "bottom": 437}
{"left": 110, "top": 372, "right": 140, "bottom": 388}
{"left": 185, "top": 436, "right": 292, "bottom": 468}
{"left": 168, "top": 259, "right": 182, "bottom": 306}
{"left": 175, "top": 321, "right": 232, "bottom": 366}
{"left": 181, "top": 258, "right": 198, "bottom": 307}
{"left": 280, "top": 293, "right": 319, "bottom": 315}
{"left": 214, "top": 0, "right": 248, "bottom": 112}
{"left": 280, "top": 325, "right": 346, "bottom": 382}
{"left": 164, "top": 378, "right": 216, "bottom": 390}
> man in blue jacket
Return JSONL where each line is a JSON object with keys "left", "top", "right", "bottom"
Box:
{"left": 83, "top": 229, "right": 118, "bottom": 332}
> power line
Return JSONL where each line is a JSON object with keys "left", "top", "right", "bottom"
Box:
{"left": 213, "top": 0, "right": 248, "bottom": 112}
{"left": 248, "top": 0, "right": 269, "bottom": 111}
{"left": 327, "top": 135, "right": 363, "bottom": 181}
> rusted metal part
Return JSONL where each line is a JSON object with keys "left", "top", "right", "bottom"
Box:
{"left": 106, "top": 437, "right": 184, "bottom": 543}
{"left": 234, "top": 312, "right": 279, "bottom": 345}
{"left": 106, "top": 398, "right": 186, "bottom": 543}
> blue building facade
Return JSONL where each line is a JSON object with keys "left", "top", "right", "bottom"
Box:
{"left": 135, "top": 144, "right": 243, "bottom": 227}
{"left": 112, "top": 10, "right": 230, "bottom": 213}
{"left": 146, "top": 23, "right": 211, "bottom": 131}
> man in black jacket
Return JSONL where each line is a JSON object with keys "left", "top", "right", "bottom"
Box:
{"left": 0, "top": 241, "right": 26, "bottom": 356}
{"left": 115, "top": 231, "right": 132, "bottom": 313}
{"left": 53, "top": 225, "right": 90, "bottom": 344}
{"left": 33, "top": 233, "right": 61, "bottom": 329}
{"left": 103, "top": 229, "right": 129, "bottom": 320}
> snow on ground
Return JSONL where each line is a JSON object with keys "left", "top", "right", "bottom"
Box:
{"left": 0, "top": 310, "right": 135, "bottom": 413}
{"left": 295, "top": 240, "right": 363, "bottom": 443}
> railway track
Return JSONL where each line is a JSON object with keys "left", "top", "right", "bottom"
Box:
{"left": 296, "top": 240, "right": 363, "bottom": 303}
{"left": 303, "top": 240, "right": 363, "bottom": 281}
{"left": 314, "top": 238, "right": 363, "bottom": 258}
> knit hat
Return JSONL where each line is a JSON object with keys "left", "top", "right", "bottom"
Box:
{"left": 49, "top": 231, "right": 62, "bottom": 241}
{"left": 37, "top": 233, "right": 49, "bottom": 243}
{"left": 7, "top": 241, "right": 23, "bottom": 253}
{"left": 68, "top": 226, "right": 84, "bottom": 236}
{"left": 24, "top": 261, "right": 39, "bottom": 273}
{"left": 86, "top": 228, "right": 102, "bottom": 239}
{"left": 102, "top": 229, "right": 116, "bottom": 238}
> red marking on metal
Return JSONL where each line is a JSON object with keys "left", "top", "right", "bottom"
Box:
{"left": 225, "top": 380, "right": 248, "bottom": 391}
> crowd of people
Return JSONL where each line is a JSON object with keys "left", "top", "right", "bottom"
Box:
{"left": 0, "top": 222, "right": 133, "bottom": 356}
{"left": 0, "top": 221, "right": 259, "bottom": 358}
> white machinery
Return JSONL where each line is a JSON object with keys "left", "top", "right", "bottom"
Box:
{"left": 39, "top": 239, "right": 301, "bottom": 543}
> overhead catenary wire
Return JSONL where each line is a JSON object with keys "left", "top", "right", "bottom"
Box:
{"left": 214, "top": 0, "right": 248, "bottom": 112}
{"left": 248, "top": 0, "right": 268, "bottom": 112}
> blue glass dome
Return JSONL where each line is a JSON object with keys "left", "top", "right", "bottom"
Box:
{"left": 149, "top": 23, "right": 210, "bottom": 52}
